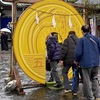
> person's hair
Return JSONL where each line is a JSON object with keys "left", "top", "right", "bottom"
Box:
{"left": 51, "top": 32, "right": 58, "bottom": 36}
{"left": 68, "top": 31, "right": 75, "bottom": 35}
{"left": 67, "top": 31, "right": 76, "bottom": 37}
{"left": 81, "top": 25, "right": 90, "bottom": 33}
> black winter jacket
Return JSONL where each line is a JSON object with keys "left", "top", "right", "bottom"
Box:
{"left": 61, "top": 34, "right": 78, "bottom": 65}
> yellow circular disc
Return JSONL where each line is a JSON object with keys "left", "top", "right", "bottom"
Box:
{"left": 13, "top": 0, "right": 85, "bottom": 84}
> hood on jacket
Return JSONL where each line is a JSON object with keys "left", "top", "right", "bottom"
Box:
{"left": 48, "top": 36, "right": 58, "bottom": 43}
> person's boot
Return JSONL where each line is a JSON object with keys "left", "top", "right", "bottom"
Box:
{"left": 48, "top": 73, "right": 54, "bottom": 82}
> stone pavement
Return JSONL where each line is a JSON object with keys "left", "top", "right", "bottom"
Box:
{"left": 0, "top": 45, "right": 100, "bottom": 100}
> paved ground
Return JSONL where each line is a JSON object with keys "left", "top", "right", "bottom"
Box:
{"left": 0, "top": 45, "right": 100, "bottom": 100}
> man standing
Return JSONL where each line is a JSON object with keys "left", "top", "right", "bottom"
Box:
{"left": 74, "top": 25, "right": 100, "bottom": 100}
{"left": 46, "top": 32, "right": 62, "bottom": 88}
{"left": 0, "top": 31, "right": 8, "bottom": 53}
{"left": 61, "top": 31, "right": 79, "bottom": 95}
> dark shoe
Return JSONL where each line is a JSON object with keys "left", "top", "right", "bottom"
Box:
{"left": 53, "top": 84, "right": 62, "bottom": 88}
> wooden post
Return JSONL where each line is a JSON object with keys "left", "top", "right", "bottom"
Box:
{"left": 12, "top": 0, "right": 17, "bottom": 66}
{"left": 10, "top": 1, "right": 25, "bottom": 94}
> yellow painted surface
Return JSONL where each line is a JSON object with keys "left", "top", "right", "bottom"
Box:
{"left": 13, "top": 0, "right": 85, "bottom": 84}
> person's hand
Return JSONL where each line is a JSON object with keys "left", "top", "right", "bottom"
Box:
{"left": 47, "top": 59, "right": 50, "bottom": 63}
{"left": 74, "top": 60, "right": 79, "bottom": 66}
{"left": 59, "top": 60, "right": 63, "bottom": 67}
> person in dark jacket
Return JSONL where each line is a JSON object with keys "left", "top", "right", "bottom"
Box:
{"left": 74, "top": 25, "right": 100, "bottom": 100}
{"left": 0, "top": 31, "right": 8, "bottom": 53}
{"left": 46, "top": 32, "right": 62, "bottom": 88}
{"left": 61, "top": 31, "right": 79, "bottom": 94}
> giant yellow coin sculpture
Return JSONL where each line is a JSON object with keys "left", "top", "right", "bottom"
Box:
{"left": 13, "top": 0, "right": 85, "bottom": 84}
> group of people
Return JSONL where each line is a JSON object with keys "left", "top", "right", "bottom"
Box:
{"left": 46, "top": 24, "right": 100, "bottom": 100}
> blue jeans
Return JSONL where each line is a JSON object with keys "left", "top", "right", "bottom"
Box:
{"left": 72, "top": 68, "right": 82, "bottom": 93}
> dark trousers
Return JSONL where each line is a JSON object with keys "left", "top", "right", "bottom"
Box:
{"left": 62, "top": 64, "right": 77, "bottom": 91}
